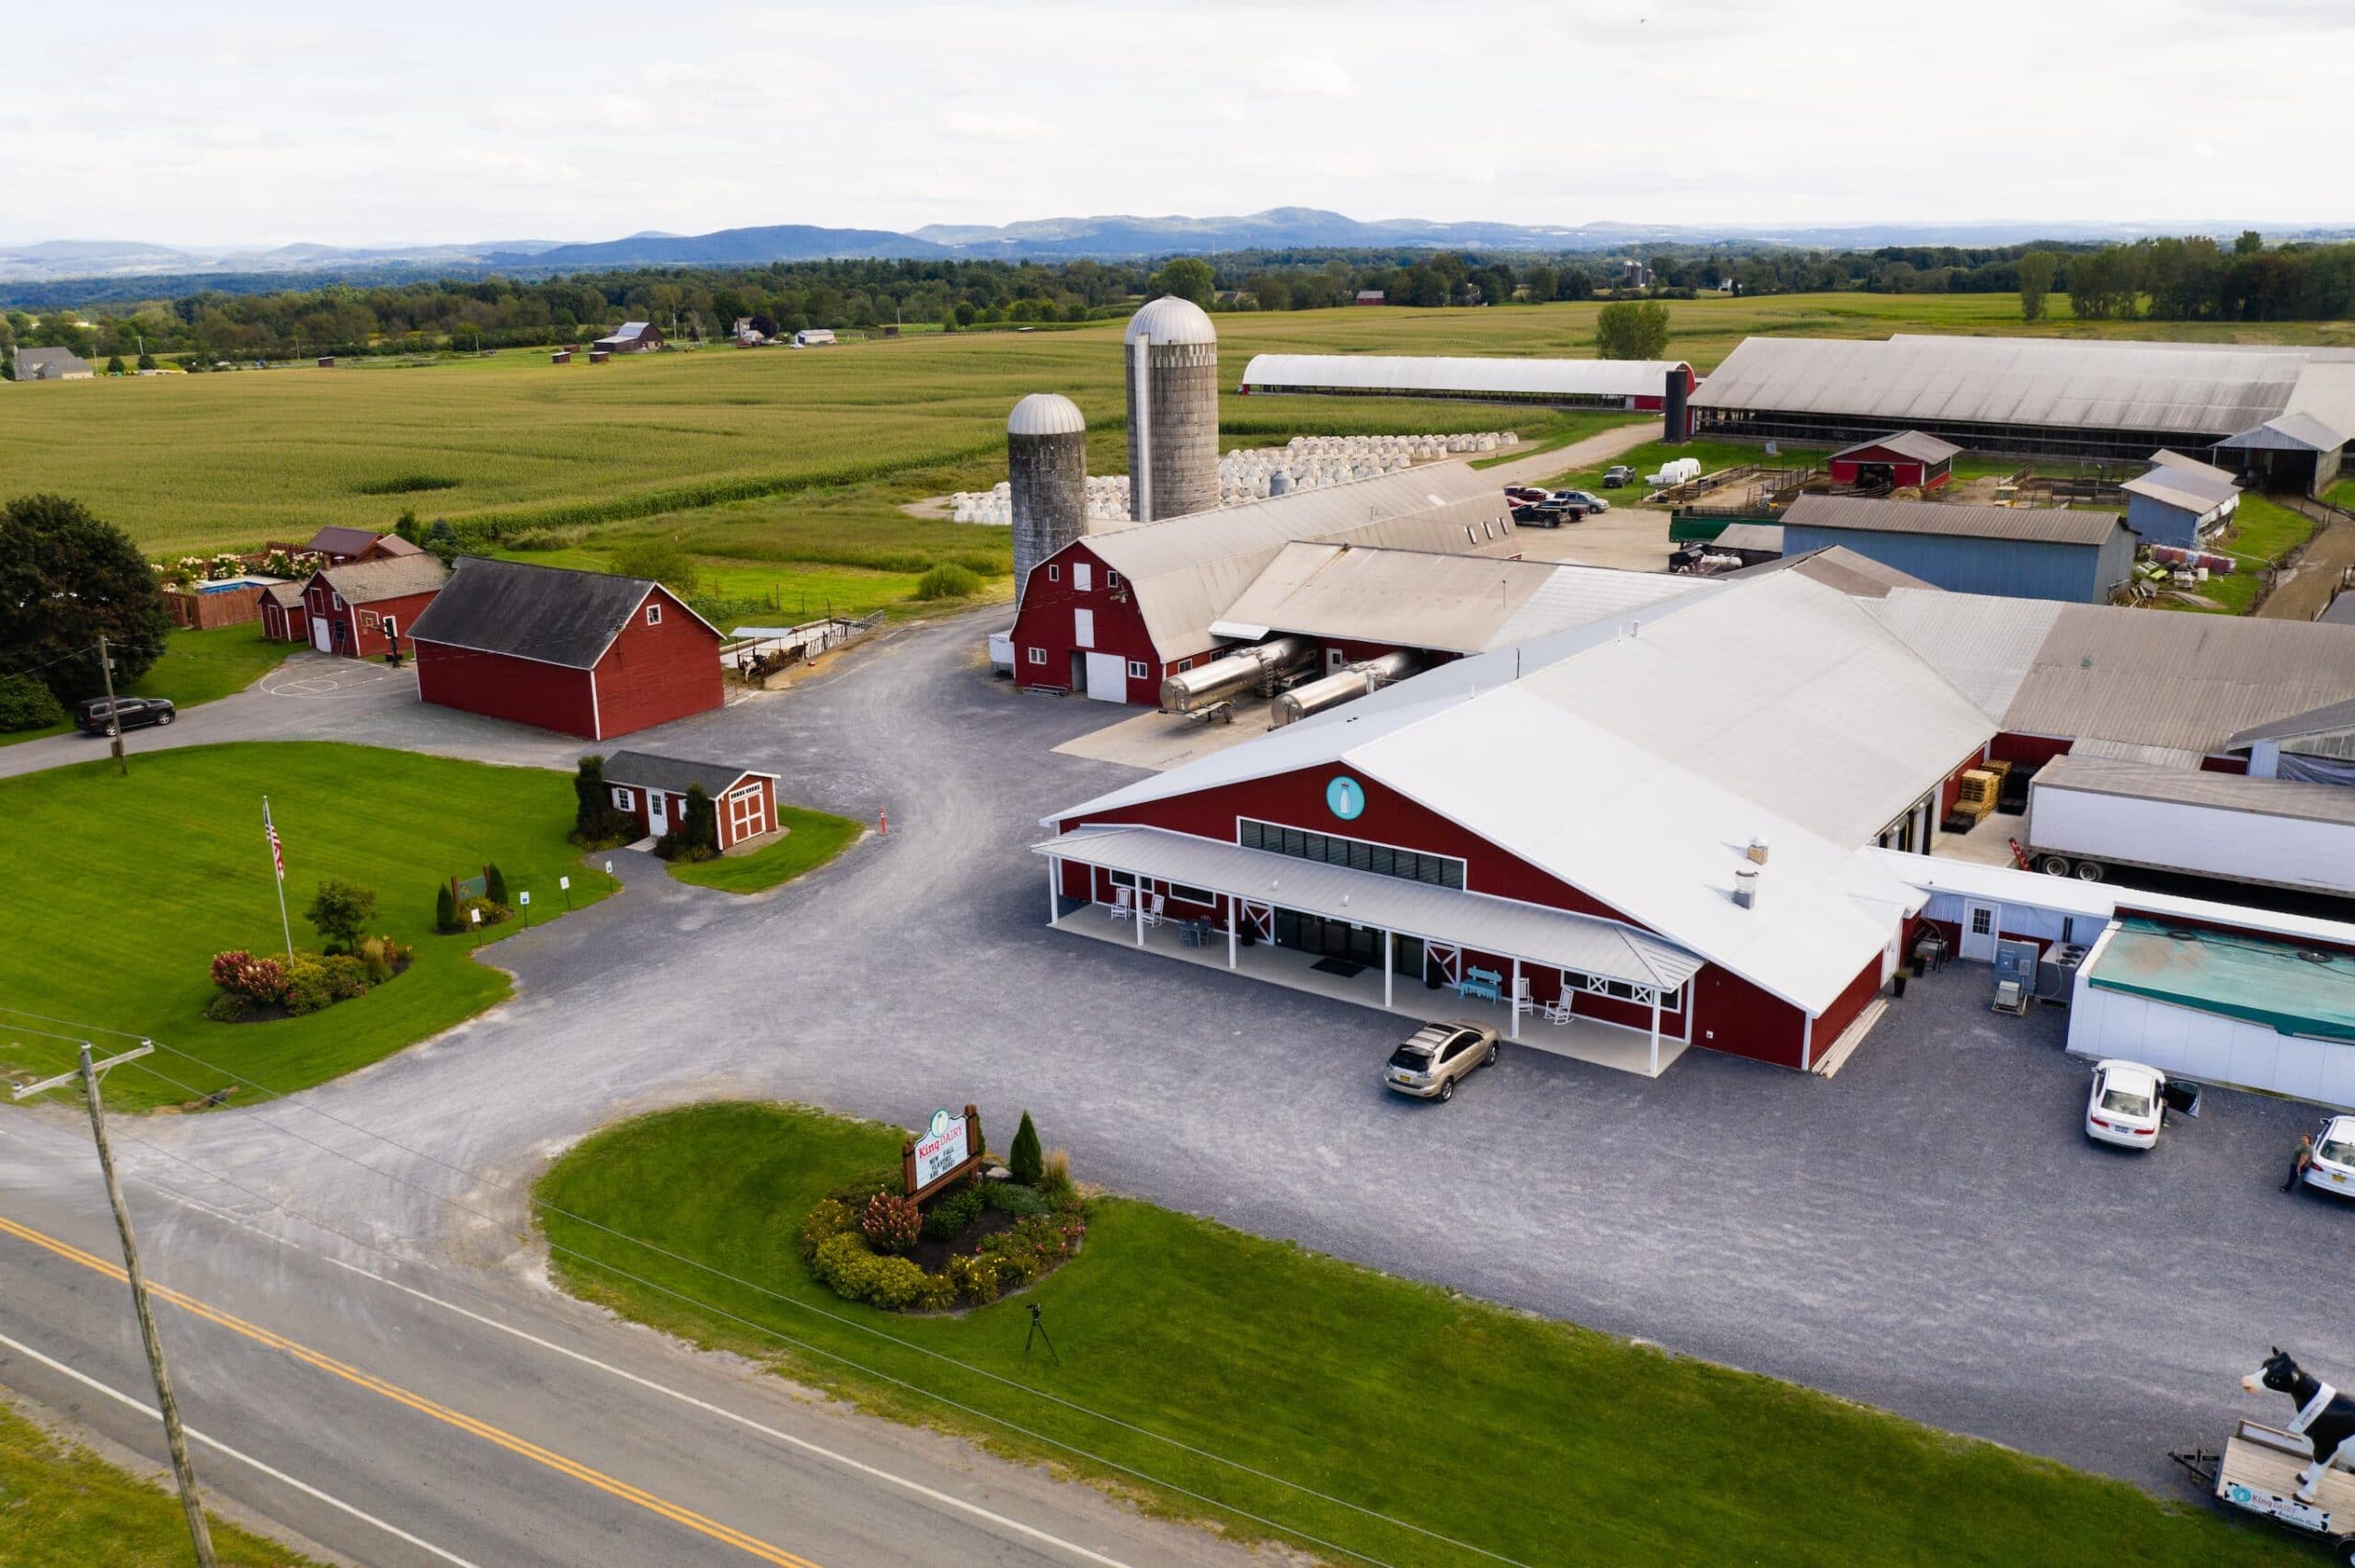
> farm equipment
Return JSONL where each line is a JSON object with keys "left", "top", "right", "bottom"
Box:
{"left": 2175, "top": 1424, "right": 2355, "bottom": 1563}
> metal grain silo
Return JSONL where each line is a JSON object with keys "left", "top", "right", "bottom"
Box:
{"left": 1007, "top": 393, "right": 1089, "bottom": 605}
{"left": 1123, "top": 296, "right": 1220, "bottom": 521}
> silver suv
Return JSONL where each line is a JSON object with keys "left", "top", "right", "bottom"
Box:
{"left": 1384, "top": 1024, "right": 1499, "bottom": 1102}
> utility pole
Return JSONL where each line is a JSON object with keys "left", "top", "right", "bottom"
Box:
{"left": 97, "top": 634, "right": 126, "bottom": 776}
{"left": 14, "top": 1043, "right": 217, "bottom": 1568}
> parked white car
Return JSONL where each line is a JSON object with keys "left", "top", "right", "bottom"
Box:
{"left": 2084, "top": 1059, "right": 2200, "bottom": 1150}
{"left": 2303, "top": 1115, "right": 2355, "bottom": 1197}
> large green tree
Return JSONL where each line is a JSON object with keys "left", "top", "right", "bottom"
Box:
{"left": 0, "top": 494, "right": 170, "bottom": 702}
{"left": 1146, "top": 258, "right": 1214, "bottom": 308}
{"left": 1593, "top": 300, "right": 1671, "bottom": 360}
{"left": 2016, "top": 251, "right": 2057, "bottom": 322}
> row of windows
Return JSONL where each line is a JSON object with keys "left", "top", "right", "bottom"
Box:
{"left": 1042, "top": 562, "right": 1121, "bottom": 589}
{"left": 1562, "top": 968, "right": 1680, "bottom": 1013}
{"left": 1024, "top": 648, "right": 1150, "bottom": 681}
{"left": 1105, "top": 870, "right": 1216, "bottom": 904}
{"left": 1237, "top": 818, "right": 1466, "bottom": 889}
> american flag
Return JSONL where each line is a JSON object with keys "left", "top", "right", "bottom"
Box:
{"left": 263, "top": 800, "right": 284, "bottom": 882}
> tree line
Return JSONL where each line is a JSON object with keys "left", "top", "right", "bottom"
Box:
{"left": 4, "top": 235, "right": 2347, "bottom": 372}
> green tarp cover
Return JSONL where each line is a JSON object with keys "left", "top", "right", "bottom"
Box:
{"left": 2087, "top": 918, "right": 2355, "bottom": 1043}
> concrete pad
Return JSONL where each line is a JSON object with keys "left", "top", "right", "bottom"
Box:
{"left": 1509, "top": 507, "right": 1678, "bottom": 573}
{"left": 1052, "top": 700, "right": 1282, "bottom": 772}
{"left": 1934, "top": 810, "right": 2030, "bottom": 868}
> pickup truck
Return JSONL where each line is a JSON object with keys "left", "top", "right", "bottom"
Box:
{"left": 1601, "top": 464, "right": 1636, "bottom": 487}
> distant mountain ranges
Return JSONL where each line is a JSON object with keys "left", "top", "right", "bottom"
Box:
{"left": 4, "top": 208, "right": 2350, "bottom": 288}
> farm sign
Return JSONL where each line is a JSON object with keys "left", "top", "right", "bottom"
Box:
{"left": 904, "top": 1104, "right": 984, "bottom": 1201}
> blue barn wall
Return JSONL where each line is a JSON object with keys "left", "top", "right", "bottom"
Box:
{"left": 1777, "top": 525, "right": 2139, "bottom": 603}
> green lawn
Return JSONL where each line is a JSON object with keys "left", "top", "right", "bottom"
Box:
{"left": 2179, "top": 494, "right": 2317, "bottom": 614}
{"left": 666, "top": 806, "right": 862, "bottom": 895}
{"left": 0, "top": 1397, "right": 319, "bottom": 1567}
{"left": 0, "top": 623, "right": 297, "bottom": 748}
{"left": 535, "top": 1103, "right": 2293, "bottom": 1568}
{"left": 491, "top": 544, "right": 950, "bottom": 624}
{"left": 0, "top": 742, "right": 615, "bottom": 1112}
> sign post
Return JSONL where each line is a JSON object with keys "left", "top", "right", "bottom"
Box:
{"left": 519, "top": 889, "right": 531, "bottom": 929}
{"left": 903, "top": 1104, "right": 985, "bottom": 1201}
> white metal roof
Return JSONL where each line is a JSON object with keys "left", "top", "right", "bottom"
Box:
{"left": 1237, "top": 354, "right": 1690, "bottom": 400}
{"left": 2219, "top": 412, "right": 2349, "bottom": 452}
{"left": 1078, "top": 463, "right": 1516, "bottom": 660}
{"left": 1882, "top": 849, "right": 2355, "bottom": 951}
{"left": 1710, "top": 523, "right": 1785, "bottom": 553}
{"left": 1695, "top": 335, "right": 2330, "bottom": 437}
{"left": 1050, "top": 571, "right": 1989, "bottom": 1014}
{"left": 2149, "top": 449, "right": 2240, "bottom": 488}
{"left": 1209, "top": 543, "right": 1698, "bottom": 653}
{"left": 2035, "top": 752, "right": 2355, "bottom": 827}
{"left": 2120, "top": 468, "right": 2236, "bottom": 519}
{"left": 1007, "top": 392, "right": 1086, "bottom": 436}
{"left": 1124, "top": 295, "right": 1216, "bottom": 346}
{"left": 1038, "top": 826, "right": 1705, "bottom": 990}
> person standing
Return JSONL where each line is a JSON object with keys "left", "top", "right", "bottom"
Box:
{"left": 2284, "top": 1133, "right": 2316, "bottom": 1194}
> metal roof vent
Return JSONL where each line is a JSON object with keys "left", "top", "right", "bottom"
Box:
{"left": 1733, "top": 865, "right": 1759, "bottom": 910}
{"left": 1747, "top": 837, "right": 1770, "bottom": 865}
{"left": 2302, "top": 949, "right": 2335, "bottom": 965}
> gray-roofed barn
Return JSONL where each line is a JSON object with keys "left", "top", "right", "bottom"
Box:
{"left": 600, "top": 750, "right": 783, "bottom": 851}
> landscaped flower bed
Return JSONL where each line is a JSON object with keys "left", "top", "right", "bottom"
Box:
{"left": 205, "top": 937, "right": 411, "bottom": 1022}
{"left": 797, "top": 1153, "right": 1085, "bottom": 1312}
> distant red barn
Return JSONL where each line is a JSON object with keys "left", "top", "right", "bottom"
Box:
{"left": 1830, "top": 430, "right": 1960, "bottom": 493}
{"left": 406, "top": 557, "right": 722, "bottom": 739}
{"left": 295, "top": 555, "right": 450, "bottom": 658}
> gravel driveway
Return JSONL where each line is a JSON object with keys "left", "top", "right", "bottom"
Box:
{"left": 28, "top": 610, "right": 2349, "bottom": 1498}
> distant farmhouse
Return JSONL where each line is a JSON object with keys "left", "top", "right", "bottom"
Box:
{"left": 593, "top": 321, "right": 664, "bottom": 354}
{"left": 12, "top": 346, "right": 94, "bottom": 382}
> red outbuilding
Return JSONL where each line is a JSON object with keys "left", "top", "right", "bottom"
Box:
{"left": 406, "top": 556, "right": 723, "bottom": 739}
{"left": 295, "top": 555, "right": 449, "bottom": 658}
{"left": 1829, "top": 430, "right": 1960, "bottom": 492}
{"left": 600, "top": 751, "right": 782, "bottom": 850}
{"left": 259, "top": 581, "right": 309, "bottom": 643}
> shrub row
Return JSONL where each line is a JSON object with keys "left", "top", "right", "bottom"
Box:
{"left": 797, "top": 1179, "right": 1085, "bottom": 1313}
{"left": 205, "top": 935, "right": 411, "bottom": 1022}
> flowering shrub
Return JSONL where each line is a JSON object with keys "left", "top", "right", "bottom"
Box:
{"left": 922, "top": 1186, "right": 984, "bottom": 1242}
{"left": 210, "top": 950, "right": 289, "bottom": 1004}
{"left": 801, "top": 1179, "right": 1086, "bottom": 1313}
{"left": 860, "top": 1192, "right": 923, "bottom": 1255}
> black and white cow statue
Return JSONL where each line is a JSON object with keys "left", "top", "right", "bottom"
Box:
{"left": 2246, "top": 1348, "right": 2355, "bottom": 1502}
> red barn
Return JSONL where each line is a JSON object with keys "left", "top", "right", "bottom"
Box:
{"left": 600, "top": 751, "right": 781, "bottom": 850}
{"left": 1829, "top": 430, "right": 1960, "bottom": 493}
{"left": 1036, "top": 570, "right": 1996, "bottom": 1077}
{"left": 1009, "top": 464, "right": 1522, "bottom": 705}
{"left": 259, "top": 581, "right": 309, "bottom": 642}
{"left": 406, "top": 556, "right": 722, "bottom": 739}
{"left": 295, "top": 556, "right": 449, "bottom": 658}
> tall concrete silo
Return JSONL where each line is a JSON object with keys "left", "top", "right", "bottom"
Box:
{"left": 1123, "top": 296, "right": 1220, "bottom": 522}
{"left": 1008, "top": 393, "right": 1089, "bottom": 605}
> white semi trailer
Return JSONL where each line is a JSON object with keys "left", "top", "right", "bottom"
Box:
{"left": 2023, "top": 753, "right": 2355, "bottom": 898}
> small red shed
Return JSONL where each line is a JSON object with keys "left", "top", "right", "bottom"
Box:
{"left": 406, "top": 556, "right": 723, "bottom": 739}
{"left": 600, "top": 750, "right": 781, "bottom": 850}
{"left": 1830, "top": 430, "right": 1961, "bottom": 492}
{"left": 259, "top": 581, "right": 309, "bottom": 642}
{"left": 296, "top": 555, "right": 450, "bottom": 658}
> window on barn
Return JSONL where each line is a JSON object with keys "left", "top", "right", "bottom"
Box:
{"left": 1107, "top": 570, "right": 1121, "bottom": 588}
{"left": 1127, "top": 660, "right": 1148, "bottom": 680}
{"left": 1560, "top": 969, "right": 1678, "bottom": 1012}
{"left": 1074, "top": 563, "right": 1093, "bottom": 593}
{"left": 1028, "top": 647, "right": 1047, "bottom": 665}
{"left": 646, "top": 603, "right": 662, "bottom": 626}
{"left": 1173, "top": 658, "right": 1191, "bottom": 672}
{"left": 1047, "top": 564, "right": 1060, "bottom": 582}
{"left": 1236, "top": 818, "right": 1465, "bottom": 890}
{"left": 1169, "top": 883, "right": 1214, "bottom": 905}
{"left": 612, "top": 787, "right": 635, "bottom": 809}
{"left": 1107, "top": 870, "right": 1137, "bottom": 888}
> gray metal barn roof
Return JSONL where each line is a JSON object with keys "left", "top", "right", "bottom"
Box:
{"left": 601, "top": 750, "right": 774, "bottom": 797}
{"left": 408, "top": 555, "right": 718, "bottom": 669}
{"left": 1696, "top": 335, "right": 2355, "bottom": 440}
{"left": 1782, "top": 493, "right": 2126, "bottom": 546}
{"left": 318, "top": 555, "right": 448, "bottom": 605}
{"left": 2218, "top": 412, "right": 2349, "bottom": 452}
{"left": 2033, "top": 753, "right": 2355, "bottom": 828}
{"left": 1831, "top": 430, "right": 1961, "bottom": 464}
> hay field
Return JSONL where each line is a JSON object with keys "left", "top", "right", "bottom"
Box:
{"left": 6, "top": 292, "right": 2348, "bottom": 573}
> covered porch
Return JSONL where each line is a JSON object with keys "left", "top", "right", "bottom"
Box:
{"left": 1039, "top": 825, "right": 1701, "bottom": 1079}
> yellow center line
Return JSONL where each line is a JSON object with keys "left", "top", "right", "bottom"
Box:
{"left": 0, "top": 1212, "right": 822, "bottom": 1568}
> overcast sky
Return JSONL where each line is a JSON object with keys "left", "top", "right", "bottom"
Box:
{"left": 6, "top": 0, "right": 2349, "bottom": 247}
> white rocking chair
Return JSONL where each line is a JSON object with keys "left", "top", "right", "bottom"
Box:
{"left": 1512, "top": 977, "right": 1535, "bottom": 1016}
{"left": 1140, "top": 893, "right": 1166, "bottom": 927}
{"left": 1107, "top": 887, "right": 1133, "bottom": 921}
{"left": 1540, "top": 998, "right": 1574, "bottom": 1026}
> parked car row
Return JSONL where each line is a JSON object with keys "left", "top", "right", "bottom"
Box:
{"left": 2082, "top": 1058, "right": 2355, "bottom": 1197}
{"left": 1502, "top": 486, "right": 1614, "bottom": 529}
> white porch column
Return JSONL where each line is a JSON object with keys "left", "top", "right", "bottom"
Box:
{"left": 1227, "top": 898, "right": 1238, "bottom": 970}
{"left": 1134, "top": 885, "right": 1145, "bottom": 946}
{"left": 1383, "top": 932, "right": 1394, "bottom": 1009}
{"left": 1648, "top": 990, "right": 1662, "bottom": 1075}
{"left": 1047, "top": 856, "right": 1059, "bottom": 926}
{"left": 1510, "top": 956, "right": 1521, "bottom": 1039}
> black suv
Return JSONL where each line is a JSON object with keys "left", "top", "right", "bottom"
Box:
{"left": 75, "top": 696, "right": 176, "bottom": 736}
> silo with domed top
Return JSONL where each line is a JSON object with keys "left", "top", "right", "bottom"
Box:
{"left": 1122, "top": 296, "right": 1220, "bottom": 522}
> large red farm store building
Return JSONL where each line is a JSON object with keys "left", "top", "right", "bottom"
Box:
{"left": 1037, "top": 571, "right": 1999, "bottom": 1077}
{"left": 406, "top": 557, "right": 723, "bottom": 739}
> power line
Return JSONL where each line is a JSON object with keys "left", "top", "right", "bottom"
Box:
{"left": 2, "top": 1005, "right": 1527, "bottom": 1567}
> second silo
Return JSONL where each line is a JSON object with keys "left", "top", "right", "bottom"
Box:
{"left": 1007, "top": 393, "right": 1089, "bottom": 605}
{"left": 1123, "top": 295, "right": 1220, "bottom": 522}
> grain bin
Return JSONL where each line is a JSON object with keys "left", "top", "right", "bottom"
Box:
{"left": 1007, "top": 393, "right": 1089, "bottom": 605}
{"left": 1124, "top": 296, "right": 1220, "bottom": 522}
{"left": 1662, "top": 367, "right": 1691, "bottom": 444}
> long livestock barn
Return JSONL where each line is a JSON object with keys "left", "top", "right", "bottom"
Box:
{"left": 1237, "top": 354, "right": 1695, "bottom": 411}
{"left": 1694, "top": 334, "right": 2355, "bottom": 472}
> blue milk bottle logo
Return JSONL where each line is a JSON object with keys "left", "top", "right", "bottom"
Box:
{"left": 1327, "top": 774, "right": 1365, "bottom": 821}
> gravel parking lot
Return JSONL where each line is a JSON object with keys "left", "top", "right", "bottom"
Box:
{"left": 33, "top": 611, "right": 2355, "bottom": 1498}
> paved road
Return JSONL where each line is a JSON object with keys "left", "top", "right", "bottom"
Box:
{"left": 6, "top": 605, "right": 2348, "bottom": 1554}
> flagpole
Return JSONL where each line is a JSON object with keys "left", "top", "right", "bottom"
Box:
{"left": 264, "top": 796, "right": 293, "bottom": 960}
